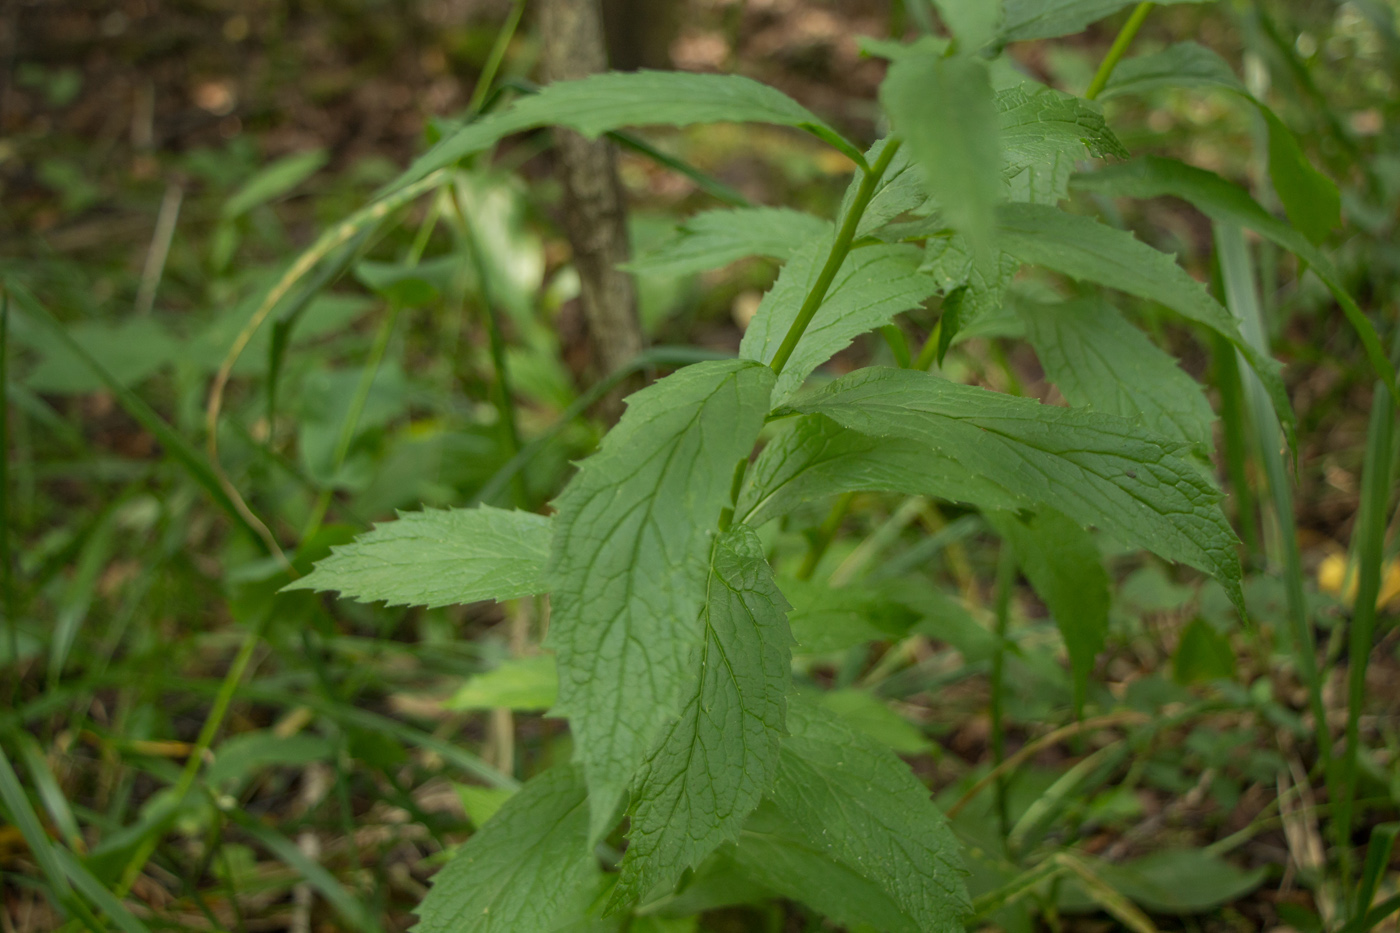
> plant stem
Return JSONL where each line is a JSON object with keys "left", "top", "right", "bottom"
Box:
{"left": 1335, "top": 373, "right": 1395, "bottom": 897}
{"left": 1084, "top": 2, "right": 1155, "bottom": 100}
{"left": 467, "top": 0, "right": 526, "bottom": 114}
{"left": 0, "top": 286, "right": 16, "bottom": 706}
{"left": 991, "top": 541, "right": 1017, "bottom": 844}
{"left": 115, "top": 612, "right": 268, "bottom": 898}
{"left": 914, "top": 318, "right": 943, "bottom": 372}
{"left": 769, "top": 139, "right": 903, "bottom": 376}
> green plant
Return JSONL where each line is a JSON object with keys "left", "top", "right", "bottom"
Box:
{"left": 278, "top": 2, "right": 1397, "bottom": 930}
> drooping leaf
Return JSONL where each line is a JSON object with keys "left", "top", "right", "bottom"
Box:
{"left": 756, "top": 699, "right": 970, "bottom": 932}
{"left": 1100, "top": 41, "right": 1246, "bottom": 99}
{"left": 547, "top": 360, "right": 776, "bottom": 841}
{"left": 735, "top": 413, "right": 1023, "bottom": 529}
{"left": 782, "top": 368, "right": 1244, "bottom": 611}
{"left": 1000, "top": 0, "right": 1209, "bottom": 42}
{"left": 740, "top": 241, "right": 938, "bottom": 402}
{"left": 1262, "top": 107, "right": 1341, "bottom": 245}
{"left": 610, "top": 525, "right": 792, "bottom": 910}
{"left": 447, "top": 655, "right": 559, "bottom": 712}
{"left": 1071, "top": 156, "right": 1397, "bottom": 400}
{"left": 626, "top": 207, "right": 831, "bottom": 278}
{"left": 399, "top": 71, "right": 864, "bottom": 190}
{"left": 286, "top": 506, "right": 551, "bottom": 608}
{"left": 995, "top": 201, "right": 1294, "bottom": 447}
{"left": 987, "top": 508, "right": 1109, "bottom": 714}
{"left": 882, "top": 53, "right": 1002, "bottom": 260}
{"left": 414, "top": 764, "right": 594, "bottom": 933}
{"left": 1016, "top": 296, "right": 1216, "bottom": 452}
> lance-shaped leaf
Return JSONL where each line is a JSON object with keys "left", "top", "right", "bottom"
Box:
{"left": 547, "top": 360, "right": 776, "bottom": 841}
{"left": 610, "top": 525, "right": 792, "bottom": 910}
{"left": 399, "top": 70, "right": 864, "bottom": 190}
{"left": 736, "top": 413, "right": 1023, "bottom": 528}
{"left": 286, "top": 506, "right": 550, "bottom": 607}
{"left": 751, "top": 699, "right": 970, "bottom": 933}
{"left": 882, "top": 53, "right": 1001, "bottom": 261}
{"left": 1100, "top": 41, "right": 1247, "bottom": 99}
{"left": 414, "top": 764, "right": 593, "bottom": 933}
{"left": 1000, "top": 0, "right": 1209, "bottom": 42}
{"left": 1071, "top": 156, "right": 1397, "bottom": 400}
{"left": 995, "top": 201, "right": 1295, "bottom": 447}
{"left": 987, "top": 508, "right": 1109, "bottom": 715}
{"left": 626, "top": 207, "right": 831, "bottom": 278}
{"left": 782, "top": 368, "right": 1244, "bottom": 610}
{"left": 1016, "top": 296, "right": 1216, "bottom": 452}
{"left": 740, "top": 241, "right": 937, "bottom": 402}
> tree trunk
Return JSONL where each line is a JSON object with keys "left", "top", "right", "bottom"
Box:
{"left": 538, "top": 0, "right": 644, "bottom": 421}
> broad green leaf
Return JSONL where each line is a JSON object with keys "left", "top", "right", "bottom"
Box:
{"left": 1172, "top": 617, "right": 1236, "bottom": 684}
{"left": 1071, "top": 156, "right": 1397, "bottom": 400}
{"left": 1100, "top": 41, "right": 1246, "bottom": 99}
{"left": 779, "top": 576, "right": 921, "bottom": 653}
{"left": 626, "top": 207, "right": 831, "bottom": 278}
{"left": 761, "top": 700, "right": 970, "bottom": 932}
{"left": 223, "top": 148, "right": 328, "bottom": 218}
{"left": 447, "top": 655, "right": 559, "bottom": 712}
{"left": 987, "top": 508, "right": 1109, "bottom": 714}
{"left": 783, "top": 368, "right": 1244, "bottom": 610}
{"left": 995, "top": 201, "right": 1294, "bottom": 447}
{"left": 400, "top": 71, "right": 864, "bottom": 190}
{"left": 735, "top": 413, "right": 1023, "bottom": 529}
{"left": 1262, "top": 108, "right": 1340, "bottom": 245}
{"left": 547, "top": 360, "right": 776, "bottom": 841}
{"left": 1016, "top": 296, "right": 1216, "bottom": 452}
{"left": 1061, "top": 849, "right": 1265, "bottom": 915}
{"left": 415, "top": 764, "right": 593, "bottom": 933}
{"left": 734, "top": 802, "right": 928, "bottom": 933}
{"left": 1000, "top": 0, "right": 1209, "bottom": 42}
{"left": 454, "top": 784, "right": 515, "bottom": 827}
{"left": 740, "top": 241, "right": 937, "bottom": 402}
{"left": 882, "top": 53, "right": 1001, "bottom": 260}
{"left": 820, "top": 689, "right": 934, "bottom": 755}
{"left": 287, "top": 506, "right": 550, "bottom": 608}
{"left": 610, "top": 525, "right": 792, "bottom": 910}
{"left": 922, "top": 235, "right": 1021, "bottom": 329}
{"left": 998, "top": 86, "right": 1128, "bottom": 176}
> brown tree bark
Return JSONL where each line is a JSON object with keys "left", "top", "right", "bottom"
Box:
{"left": 538, "top": 0, "right": 644, "bottom": 421}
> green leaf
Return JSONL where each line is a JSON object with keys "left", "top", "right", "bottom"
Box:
{"left": 223, "top": 148, "right": 328, "bottom": 219}
{"left": 1100, "top": 41, "right": 1246, "bottom": 99}
{"left": 735, "top": 413, "right": 1023, "bottom": 529}
{"left": 206, "top": 731, "right": 337, "bottom": 788}
{"left": 995, "top": 201, "right": 1294, "bottom": 448}
{"left": 610, "top": 525, "right": 792, "bottom": 910}
{"left": 1000, "top": 0, "right": 1209, "bottom": 42}
{"left": 759, "top": 699, "right": 970, "bottom": 932}
{"left": 783, "top": 368, "right": 1244, "bottom": 611}
{"left": 1016, "top": 296, "right": 1216, "bottom": 452}
{"left": 882, "top": 53, "right": 1001, "bottom": 260}
{"left": 987, "top": 508, "right": 1109, "bottom": 714}
{"left": 626, "top": 207, "right": 831, "bottom": 278}
{"left": 1262, "top": 108, "right": 1340, "bottom": 245}
{"left": 921, "top": 235, "right": 1022, "bottom": 329}
{"left": 453, "top": 784, "right": 515, "bottom": 828}
{"left": 779, "top": 576, "right": 921, "bottom": 653}
{"left": 546, "top": 360, "right": 776, "bottom": 841}
{"left": 998, "top": 86, "right": 1128, "bottom": 175}
{"left": 819, "top": 690, "right": 933, "bottom": 755}
{"left": 287, "top": 506, "right": 551, "bottom": 608}
{"left": 415, "top": 764, "right": 594, "bottom": 933}
{"left": 400, "top": 71, "right": 864, "bottom": 190}
{"left": 849, "top": 137, "right": 938, "bottom": 238}
{"left": 447, "top": 655, "right": 559, "bottom": 712}
{"left": 1172, "top": 617, "right": 1236, "bottom": 684}
{"left": 24, "top": 317, "right": 181, "bottom": 394}
{"left": 933, "top": 0, "right": 1003, "bottom": 52}
{"left": 1071, "top": 156, "right": 1396, "bottom": 400}
{"left": 740, "top": 240, "right": 937, "bottom": 402}
{"left": 1087, "top": 849, "right": 1265, "bottom": 914}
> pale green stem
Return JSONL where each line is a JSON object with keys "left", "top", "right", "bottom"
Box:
{"left": 1084, "top": 2, "right": 1155, "bottom": 100}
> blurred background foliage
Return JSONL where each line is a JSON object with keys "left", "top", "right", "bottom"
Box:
{"left": 1, "top": 0, "right": 1399, "bottom": 930}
